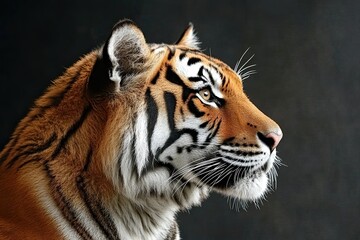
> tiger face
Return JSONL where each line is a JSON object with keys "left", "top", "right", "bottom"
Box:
{"left": 148, "top": 49, "right": 282, "bottom": 202}
{"left": 92, "top": 20, "right": 283, "bottom": 206}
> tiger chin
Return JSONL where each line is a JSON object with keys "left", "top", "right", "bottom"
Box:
{"left": 0, "top": 19, "right": 283, "bottom": 240}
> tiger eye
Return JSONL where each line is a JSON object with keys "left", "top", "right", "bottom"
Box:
{"left": 199, "top": 89, "right": 211, "bottom": 101}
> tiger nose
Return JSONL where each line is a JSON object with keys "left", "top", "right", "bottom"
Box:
{"left": 257, "top": 129, "right": 283, "bottom": 151}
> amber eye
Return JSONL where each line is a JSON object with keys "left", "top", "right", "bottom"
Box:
{"left": 199, "top": 88, "right": 212, "bottom": 101}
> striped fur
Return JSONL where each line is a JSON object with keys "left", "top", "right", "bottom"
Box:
{"left": 0, "top": 20, "right": 282, "bottom": 239}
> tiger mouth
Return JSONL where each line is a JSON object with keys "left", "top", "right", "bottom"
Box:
{"left": 187, "top": 153, "right": 272, "bottom": 189}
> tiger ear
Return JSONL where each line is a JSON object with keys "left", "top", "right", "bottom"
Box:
{"left": 176, "top": 23, "right": 200, "bottom": 50}
{"left": 88, "top": 19, "right": 150, "bottom": 96}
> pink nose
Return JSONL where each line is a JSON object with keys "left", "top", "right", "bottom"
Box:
{"left": 266, "top": 132, "right": 283, "bottom": 150}
{"left": 257, "top": 130, "right": 283, "bottom": 151}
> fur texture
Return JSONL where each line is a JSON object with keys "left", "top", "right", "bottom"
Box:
{"left": 0, "top": 19, "right": 282, "bottom": 239}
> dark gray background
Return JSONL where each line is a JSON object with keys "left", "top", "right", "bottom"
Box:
{"left": 1, "top": 0, "right": 359, "bottom": 239}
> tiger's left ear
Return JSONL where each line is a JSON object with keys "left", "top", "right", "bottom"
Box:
{"left": 87, "top": 19, "right": 150, "bottom": 97}
{"left": 176, "top": 23, "right": 201, "bottom": 50}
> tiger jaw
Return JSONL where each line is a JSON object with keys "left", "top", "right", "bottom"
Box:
{"left": 206, "top": 157, "right": 274, "bottom": 201}
{"left": 170, "top": 144, "right": 278, "bottom": 202}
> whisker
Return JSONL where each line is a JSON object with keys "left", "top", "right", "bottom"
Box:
{"left": 172, "top": 163, "right": 218, "bottom": 196}
{"left": 241, "top": 70, "right": 257, "bottom": 80}
{"left": 171, "top": 159, "right": 221, "bottom": 196}
{"left": 200, "top": 163, "right": 227, "bottom": 186}
{"left": 169, "top": 160, "right": 216, "bottom": 188}
{"left": 237, "top": 64, "right": 256, "bottom": 75}
{"left": 234, "top": 47, "right": 250, "bottom": 72}
{"left": 241, "top": 69, "right": 257, "bottom": 77}
{"left": 209, "top": 165, "right": 236, "bottom": 190}
{"left": 239, "top": 54, "right": 255, "bottom": 74}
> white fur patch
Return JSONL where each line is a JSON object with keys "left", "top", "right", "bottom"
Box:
{"left": 218, "top": 172, "right": 268, "bottom": 201}
{"left": 107, "top": 28, "right": 124, "bottom": 83}
{"left": 134, "top": 107, "right": 149, "bottom": 176}
{"left": 151, "top": 112, "right": 170, "bottom": 155}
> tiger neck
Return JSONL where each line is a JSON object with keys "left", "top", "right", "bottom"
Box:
{"left": 0, "top": 51, "right": 202, "bottom": 239}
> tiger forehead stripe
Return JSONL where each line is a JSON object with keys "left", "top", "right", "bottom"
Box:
{"left": 173, "top": 51, "right": 225, "bottom": 101}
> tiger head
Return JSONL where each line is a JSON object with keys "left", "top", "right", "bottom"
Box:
{"left": 88, "top": 20, "right": 283, "bottom": 208}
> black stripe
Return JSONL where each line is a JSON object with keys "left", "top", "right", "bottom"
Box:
{"left": 82, "top": 148, "right": 93, "bottom": 172}
{"left": 16, "top": 158, "right": 40, "bottom": 171}
{"left": 204, "top": 68, "right": 215, "bottom": 85}
{"left": 223, "top": 137, "right": 235, "bottom": 144}
{"left": 0, "top": 69, "right": 82, "bottom": 166}
{"left": 130, "top": 135, "right": 138, "bottom": 178}
{"left": 215, "top": 97, "right": 226, "bottom": 106}
{"left": 221, "top": 148, "right": 263, "bottom": 158}
{"left": 179, "top": 52, "right": 186, "bottom": 60}
{"left": 52, "top": 106, "right": 91, "bottom": 159}
{"left": 1, "top": 111, "right": 49, "bottom": 167}
{"left": 146, "top": 88, "right": 158, "bottom": 161}
{"left": 77, "top": 176, "right": 119, "bottom": 240}
{"left": 187, "top": 57, "right": 201, "bottom": 66}
{"left": 44, "top": 161, "right": 93, "bottom": 240}
{"left": 76, "top": 150, "right": 120, "bottom": 240}
{"left": 179, "top": 107, "right": 184, "bottom": 119}
{"left": 164, "top": 92, "right": 177, "bottom": 130}
{"left": 165, "top": 67, "right": 185, "bottom": 87}
{"left": 224, "top": 78, "right": 230, "bottom": 89}
{"left": 198, "top": 66, "right": 204, "bottom": 77}
{"left": 179, "top": 129, "right": 198, "bottom": 143}
{"left": 156, "top": 128, "right": 198, "bottom": 161}
{"left": 207, "top": 118, "right": 218, "bottom": 131}
{"left": 0, "top": 147, "right": 12, "bottom": 165}
{"left": 165, "top": 67, "right": 195, "bottom": 102}
{"left": 199, "top": 120, "right": 210, "bottom": 129}
{"left": 167, "top": 47, "right": 175, "bottom": 60}
{"left": 150, "top": 72, "right": 160, "bottom": 85}
{"left": 182, "top": 87, "right": 193, "bottom": 103}
{"left": 6, "top": 133, "right": 57, "bottom": 169}
{"left": 188, "top": 98, "right": 205, "bottom": 118}
{"left": 206, "top": 119, "right": 222, "bottom": 142}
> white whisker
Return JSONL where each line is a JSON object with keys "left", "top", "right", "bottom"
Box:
{"left": 237, "top": 64, "right": 256, "bottom": 75}
{"left": 234, "top": 47, "right": 250, "bottom": 72}
{"left": 234, "top": 48, "right": 257, "bottom": 81}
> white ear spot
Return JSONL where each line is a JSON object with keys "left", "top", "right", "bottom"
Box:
{"left": 107, "top": 29, "right": 125, "bottom": 83}
{"left": 176, "top": 23, "right": 201, "bottom": 50}
{"left": 105, "top": 20, "right": 149, "bottom": 86}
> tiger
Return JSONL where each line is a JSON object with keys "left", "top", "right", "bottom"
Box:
{"left": 0, "top": 19, "right": 283, "bottom": 240}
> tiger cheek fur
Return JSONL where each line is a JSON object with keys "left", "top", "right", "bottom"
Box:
{"left": 0, "top": 19, "right": 282, "bottom": 239}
